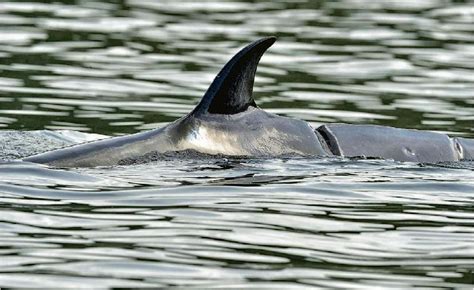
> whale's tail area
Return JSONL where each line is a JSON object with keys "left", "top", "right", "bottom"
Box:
{"left": 191, "top": 37, "right": 276, "bottom": 116}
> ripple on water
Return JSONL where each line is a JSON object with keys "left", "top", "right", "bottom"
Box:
{"left": 1, "top": 0, "right": 474, "bottom": 288}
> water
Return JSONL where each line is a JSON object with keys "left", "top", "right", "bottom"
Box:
{"left": 1, "top": 0, "right": 474, "bottom": 288}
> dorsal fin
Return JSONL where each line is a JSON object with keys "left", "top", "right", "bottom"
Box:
{"left": 191, "top": 37, "right": 276, "bottom": 116}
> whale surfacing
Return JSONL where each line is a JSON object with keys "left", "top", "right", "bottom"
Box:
{"left": 23, "top": 37, "right": 473, "bottom": 167}
{"left": 24, "top": 37, "right": 328, "bottom": 167}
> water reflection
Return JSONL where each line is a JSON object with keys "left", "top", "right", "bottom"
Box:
{"left": 1, "top": 155, "right": 474, "bottom": 287}
{"left": 1, "top": 0, "right": 474, "bottom": 288}
{"left": 0, "top": 0, "right": 472, "bottom": 136}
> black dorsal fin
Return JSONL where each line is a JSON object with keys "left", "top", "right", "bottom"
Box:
{"left": 191, "top": 37, "right": 276, "bottom": 116}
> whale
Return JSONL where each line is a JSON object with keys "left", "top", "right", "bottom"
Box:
{"left": 23, "top": 37, "right": 474, "bottom": 167}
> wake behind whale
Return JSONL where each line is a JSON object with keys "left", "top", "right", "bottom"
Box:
{"left": 23, "top": 37, "right": 474, "bottom": 167}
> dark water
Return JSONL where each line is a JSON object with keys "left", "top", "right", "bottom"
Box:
{"left": 1, "top": 0, "right": 474, "bottom": 288}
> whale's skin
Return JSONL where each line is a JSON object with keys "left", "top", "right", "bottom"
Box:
{"left": 22, "top": 37, "right": 474, "bottom": 167}
{"left": 316, "top": 124, "right": 463, "bottom": 163}
{"left": 24, "top": 108, "right": 328, "bottom": 167}
{"left": 455, "top": 137, "right": 474, "bottom": 160}
{"left": 23, "top": 124, "right": 173, "bottom": 167}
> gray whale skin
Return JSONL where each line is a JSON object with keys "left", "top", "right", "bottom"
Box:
{"left": 24, "top": 37, "right": 474, "bottom": 167}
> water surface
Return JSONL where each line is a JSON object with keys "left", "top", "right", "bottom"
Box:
{"left": 1, "top": 0, "right": 474, "bottom": 288}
